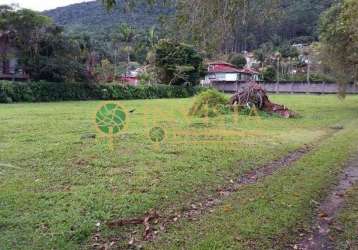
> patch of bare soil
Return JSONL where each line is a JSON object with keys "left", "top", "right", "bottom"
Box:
{"left": 295, "top": 153, "right": 358, "bottom": 250}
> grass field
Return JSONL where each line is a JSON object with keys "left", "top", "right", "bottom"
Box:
{"left": 1, "top": 95, "right": 358, "bottom": 249}
{"left": 333, "top": 185, "right": 358, "bottom": 249}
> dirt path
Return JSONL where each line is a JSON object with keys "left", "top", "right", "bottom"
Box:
{"left": 92, "top": 132, "right": 340, "bottom": 249}
{"left": 296, "top": 153, "right": 358, "bottom": 250}
{"left": 92, "top": 145, "right": 314, "bottom": 249}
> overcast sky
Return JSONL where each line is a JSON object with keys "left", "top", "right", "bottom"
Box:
{"left": 0, "top": 0, "right": 95, "bottom": 11}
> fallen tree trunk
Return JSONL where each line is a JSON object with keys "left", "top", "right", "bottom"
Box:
{"left": 229, "top": 82, "right": 297, "bottom": 118}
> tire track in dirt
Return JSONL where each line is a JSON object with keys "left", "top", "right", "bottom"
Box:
{"left": 91, "top": 131, "right": 338, "bottom": 249}
{"left": 295, "top": 152, "right": 358, "bottom": 250}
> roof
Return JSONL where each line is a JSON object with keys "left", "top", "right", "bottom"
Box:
{"left": 207, "top": 61, "right": 259, "bottom": 75}
{"left": 207, "top": 61, "right": 241, "bottom": 73}
{"left": 207, "top": 61, "right": 237, "bottom": 67}
{"left": 239, "top": 67, "right": 259, "bottom": 75}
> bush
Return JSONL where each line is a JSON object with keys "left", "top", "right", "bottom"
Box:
{"left": 290, "top": 36, "right": 316, "bottom": 45}
{"left": 154, "top": 39, "right": 205, "bottom": 85}
{"left": 189, "top": 89, "right": 229, "bottom": 117}
{"left": 229, "top": 54, "right": 247, "bottom": 68}
{"left": 0, "top": 81, "right": 15, "bottom": 103}
{"left": 262, "top": 66, "right": 276, "bottom": 82}
{"left": 278, "top": 43, "right": 299, "bottom": 58}
{"left": 0, "top": 81, "right": 203, "bottom": 103}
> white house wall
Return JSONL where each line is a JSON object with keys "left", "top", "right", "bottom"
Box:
{"left": 225, "top": 73, "right": 238, "bottom": 81}
{"left": 204, "top": 72, "right": 259, "bottom": 83}
{"left": 205, "top": 73, "right": 238, "bottom": 82}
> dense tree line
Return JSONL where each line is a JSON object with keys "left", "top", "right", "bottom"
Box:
{"left": 319, "top": 0, "right": 358, "bottom": 91}
{"left": 0, "top": 5, "right": 89, "bottom": 82}
{"left": 102, "top": 0, "right": 334, "bottom": 54}
{"left": 44, "top": 0, "right": 172, "bottom": 40}
{"left": 0, "top": 5, "right": 164, "bottom": 83}
{"left": 2, "top": 0, "right": 356, "bottom": 87}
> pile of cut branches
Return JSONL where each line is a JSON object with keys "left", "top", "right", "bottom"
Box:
{"left": 229, "top": 82, "right": 297, "bottom": 118}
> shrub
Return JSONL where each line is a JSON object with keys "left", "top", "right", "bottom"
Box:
{"left": 229, "top": 54, "right": 247, "bottom": 68}
{"left": 0, "top": 81, "right": 15, "bottom": 103}
{"left": 189, "top": 89, "right": 229, "bottom": 117}
{"left": 0, "top": 81, "right": 204, "bottom": 103}
{"left": 262, "top": 66, "right": 276, "bottom": 82}
{"left": 290, "top": 36, "right": 316, "bottom": 45}
{"left": 154, "top": 39, "right": 205, "bottom": 85}
{"left": 278, "top": 43, "right": 299, "bottom": 58}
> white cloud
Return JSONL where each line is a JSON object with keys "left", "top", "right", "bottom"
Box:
{"left": 0, "top": 0, "right": 95, "bottom": 11}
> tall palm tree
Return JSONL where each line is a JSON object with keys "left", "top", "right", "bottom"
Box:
{"left": 147, "top": 26, "right": 158, "bottom": 49}
{"left": 117, "top": 24, "right": 136, "bottom": 74}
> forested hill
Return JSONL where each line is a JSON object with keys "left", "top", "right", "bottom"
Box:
{"left": 43, "top": 0, "right": 171, "bottom": 35}
{"left": 44, "top": 0, "right": 334, "bottom": 48}
{"left": 276, "top": 0, "right": 334, "bottom": 41}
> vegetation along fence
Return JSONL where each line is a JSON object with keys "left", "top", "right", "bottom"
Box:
{"left": 0, "top": 81, "right": 202, "bottom": 103}
{"left": 212, "top": 81, "right": 358, "bottom": 94}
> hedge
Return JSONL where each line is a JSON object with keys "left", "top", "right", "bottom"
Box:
{"left": 0, "top": 81, "right": 203, "bottom": 103}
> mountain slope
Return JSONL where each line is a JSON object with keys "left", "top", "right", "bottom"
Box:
{"left": 43, "top": 0, "right": 172, "bottom": 35}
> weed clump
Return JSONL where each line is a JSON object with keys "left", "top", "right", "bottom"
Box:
{"left": 189, "top": 89, "right": 229, "bottom": 117}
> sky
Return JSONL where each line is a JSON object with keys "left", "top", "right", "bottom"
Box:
{"left": 0, "top": 0, "right": 95, "bottom": 11}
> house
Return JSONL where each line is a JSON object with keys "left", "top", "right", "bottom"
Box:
{"left": 120, "top": 75, "right": 139, "bottom": 86}
{"left": 0, "top": 31, "right": 29, "bottom": 81}
{"left": 203, "top": 61, "right": 260, "bottom": 85}
{"left": 118, "top": 67, "right": 143, "bottom": 86}
{"left": 239, "top": 67, "right": 260, "bottom": 81}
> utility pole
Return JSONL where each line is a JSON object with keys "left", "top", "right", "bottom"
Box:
{"left": 305, "top": 59, "right": 311, "bottom": 94}
{"left": 275, "top": 53, "right": 281, "bottom": 93}
{"left": 277, "top": 58, "right": 280, "bottom": 84}
{"left": 306, "top": 59, "right": 311, "bottom": 84}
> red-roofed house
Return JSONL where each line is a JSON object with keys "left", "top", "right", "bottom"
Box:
{"left": 203, "top": 61, "right": 259, "bottom": 85}
{"left": 238, "top": 67, "right": 260, "bottom": 81}
{"left": 119, "top": 76, "right": 139, "bottom": 86}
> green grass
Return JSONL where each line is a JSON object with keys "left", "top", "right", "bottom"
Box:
{"left": 0, "top": 95, "right": 358, "bottom": 249}
{"left": 149, "top": 119, "right": 358, "bottom": 249}
{"left": 333, "top": 185, "right": 358, "bottom": 250}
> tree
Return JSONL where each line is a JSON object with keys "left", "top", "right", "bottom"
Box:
{"left": 254, "top": 42, "right": 274, "bottom": 67}
{"left": 154, "top": 39, "right": 204, "bottom": 85}
{"left": 102, "top": 0, "right": 161, "bottom": 10}
{"left": 102, "top": 0, "right": 117, "bottom": 10}
{"left": 146, "top": 26, "right": 158, "bottom": 49}
{"left": 95, "top": 59, "right": 115, "bottom": 82}
{"left": 0, "top": 5, "right": 88, "bottom": 82}
{"left": 262, "top": 66, "right": 276, "bottom": 82}
{"left": 230, "top": 54, "right": 247, "bottom": 68}
{"left": 99, "top": 1, "right": 336, "bottom": 54}
{"left": 278, "top": 43, "right": 299, "bottom": 58}
{"left": 319, "top": 0, "right": 358, "bottom": 93}
{"left": 72, "top": 34, "right": 100, "bottom": 81}
{"left": 115, "top": 23, "right": 136, "bottom": 74}
{"left": 144, "top": 26, "right": 158, "bottom": 64}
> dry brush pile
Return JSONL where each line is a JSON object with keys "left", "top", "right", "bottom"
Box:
{"left": 229, "top": 82, "right": 297, "bottom": 118}
{"left": 189, "top": 82, "right": 297, "bottom": 118}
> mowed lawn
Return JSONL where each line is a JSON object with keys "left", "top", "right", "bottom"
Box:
{"left": 1, "top": 95, "right": 358, "bottom": 249}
